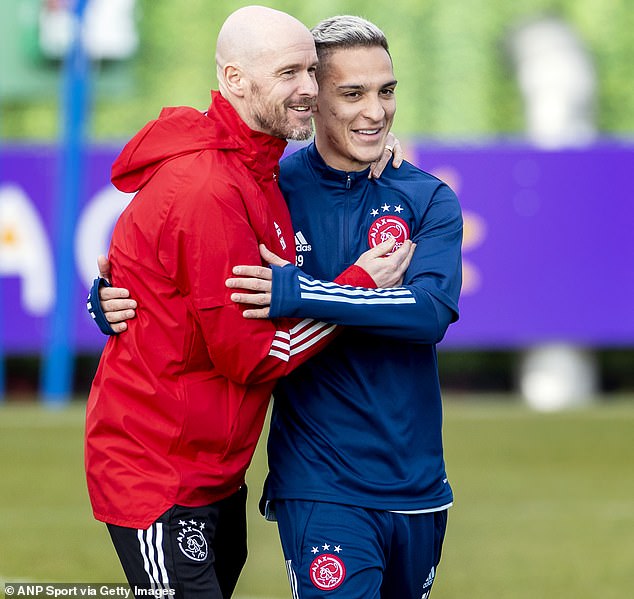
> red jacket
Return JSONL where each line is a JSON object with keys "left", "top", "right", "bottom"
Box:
{"left": 85, "top": 92, "right": 373, "bottom": 528}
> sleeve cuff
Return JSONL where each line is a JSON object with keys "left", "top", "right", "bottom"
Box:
{"left": 86, "top": 277, "right": 117, "bottom": 335}
{"left": 334, "top": 264, "right": 377, "bottom": 289}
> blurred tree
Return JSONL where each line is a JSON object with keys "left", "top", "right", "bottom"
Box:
{"left": 0, "top": 0, "right": 139, "bottom": 139}
{"left": 1, "top": 0, "right": 633, "bottom": 141}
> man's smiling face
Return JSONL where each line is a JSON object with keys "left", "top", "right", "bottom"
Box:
{"left": 243, "top": 32, "right": 319, "bottom": 141}
{"left": 314, "top": 45, "right": 397, "bottom": 171}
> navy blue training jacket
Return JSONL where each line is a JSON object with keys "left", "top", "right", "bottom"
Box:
{"left": 265, "top": 142, "right": 463, "bottom": 512}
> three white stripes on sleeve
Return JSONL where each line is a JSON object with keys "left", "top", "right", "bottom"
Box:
{"left": 267, "top": 276, "right": 415, "bottom": 362}
{"left": 269, "top": 319, "right": 336, "bottom": 362}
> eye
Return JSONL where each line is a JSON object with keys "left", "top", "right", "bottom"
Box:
{"left": 381, "top": 88, "right": 396, "bottom": 97}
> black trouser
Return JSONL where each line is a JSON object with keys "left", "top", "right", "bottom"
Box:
{"left": 107, "top": 486, "right": 248, "bottom": 599}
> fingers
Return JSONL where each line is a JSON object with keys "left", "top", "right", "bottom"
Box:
{"left": 226, "top": 272, "right": 272, "bottom": 293}
{"left": 386, "top": 240, "right": 416, "bottom": 270}
{"left": 99, "top": 283, "right": 136, "bottom": 329}
{"left": 368, "top": 132, "right": 404, "bottom": 178}
{"left": 95, "top": 264, "right": 136, "bottom": 329}
{"left": 401, "top": 241, "right": 416, "bottom": 270}
{"left": 230, "top": 264, "right": 272, "bottom": 280}
{"left": 381, "top": 241, "right": 416, "bottom": 287}
{"left": 368, "top": 150, "right": 392, "bottom": 179}
{"left": 102, "top": 298, "right": 137, "bottom": 313}
{"left": 99, "top": 286, "right": 132, "bottom": 301}
{"left": 105, "top": 308, "right": 137, "bottom": 325}
{"left": 384, "top": 131, "right": 404, "bottom": 168}
{"left": 226, "top": 279, "right": 271, "bottom": 293}
{"left": 242, "top": 307, "right": 271, "bottom": 319}
{"left": 393, "top": 239, "right": 416, "bottom": 259}
{"left": 391, "top": 138, "right": 404, "bottom": 168}
{"left": 229, "top": 291, "right": 271, "bottom": 306}
{"left": 100, "top": 292, "right": 136, "bottom": 328}
{"left": 97, "top": 255, "right": 111, "bottom": 282}
{"left": 227, "top": 246, "right": 287, "bottom": 297}
{"left": 226, "top": 254, "right": 275, "bottom": 315}
{"left": 354, "top": 238, "right": 416, "bottom": 288}
{"left": 365, "top": 237, "right": 397, "bottom": 257}
{"left": 259, "top": 244, "right": 290, "bottom": 267}
{"left": 109, "top": 322, "right": 130, "bottom": 334}
{"left": 229, "top": 290, "right": 272, "bottom": 318}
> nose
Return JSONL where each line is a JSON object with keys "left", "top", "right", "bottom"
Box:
{"left": 298, "top": 69, "right": 318, "bottom": 99}
{"left": 363, "top": 96, "right": 386, "bottom": 122}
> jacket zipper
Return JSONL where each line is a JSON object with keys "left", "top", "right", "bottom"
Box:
{"left": 344, "top": 175, "right": 351, "bottom": 263}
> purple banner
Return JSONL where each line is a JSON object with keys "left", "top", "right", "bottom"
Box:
{"left": 412, "top": 142, "right": 634, "bottom": 347}
{"left": 1, "top": 144, "right": 127, "bottom": 352}
{"left": 1, "top": 142, "right": 633, "bottom": 352}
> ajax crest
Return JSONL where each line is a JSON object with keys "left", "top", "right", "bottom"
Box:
{"left": 309, "top": 554, "right": 346, "bottom": 591}
{"left": 177, "top": 520, "right": 208, "bottom": 562}
{"left": 368, "top": 215, "right": 410, "bottom": 254}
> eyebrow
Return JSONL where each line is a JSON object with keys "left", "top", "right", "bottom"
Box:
{"left": 336, "top": 79, "right": 398, "bottom": 91}
{"left": 276, "top": 60, "right": 318, "bottom": 74}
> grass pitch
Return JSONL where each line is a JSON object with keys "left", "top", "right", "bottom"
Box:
{"left": 1, "top": 395, "right": 633, "bottom": 598}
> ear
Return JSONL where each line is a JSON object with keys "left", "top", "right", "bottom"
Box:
{"left": 223, "top": 64, "right": 247, "bottom": 97}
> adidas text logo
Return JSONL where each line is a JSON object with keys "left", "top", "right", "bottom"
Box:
{"left": 295, "top": 231, "right": 312, "bottom": 252}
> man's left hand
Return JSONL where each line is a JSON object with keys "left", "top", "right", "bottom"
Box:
{"left": 369, "top": 132, "right": 404, "bottom": 179}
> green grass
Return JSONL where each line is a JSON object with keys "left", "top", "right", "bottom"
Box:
{"left": 1, "top": 395, "right": 633, "bottom": 598}
{"left": 436, "top": 396, "right": 634, "bottom": 598}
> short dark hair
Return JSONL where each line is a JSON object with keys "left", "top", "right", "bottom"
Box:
{"left": 311, "top": 15, "right": 390, "bottom": 76}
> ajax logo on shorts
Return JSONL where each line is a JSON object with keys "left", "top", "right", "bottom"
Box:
{"left": 177, "top": 519, "right": 208, "bottom": 562}
{"left": 308, "top": 543, "right": 346, "bottom": 591}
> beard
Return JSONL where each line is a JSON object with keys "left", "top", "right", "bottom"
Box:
{"left": 249, "top": 83, "right": 314, "bottom": 141}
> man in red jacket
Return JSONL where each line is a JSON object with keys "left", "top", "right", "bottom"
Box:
{"left": 85, "top": 5, "right": 413, "bottom": 599}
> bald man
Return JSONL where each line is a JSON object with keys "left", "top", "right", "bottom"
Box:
{"left": 84, "top": 6, "right": 411, "bottom": 599}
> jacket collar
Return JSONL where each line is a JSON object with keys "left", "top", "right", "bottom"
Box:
{"left": 208, "top": 91, "right": 287, "bottom": 180}
{"left": 306, "top": 142, "right": 372, "bottom": 187}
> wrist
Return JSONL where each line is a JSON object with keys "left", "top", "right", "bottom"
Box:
{"left": 335, "top": 265, "right": 377, "bottom": 288}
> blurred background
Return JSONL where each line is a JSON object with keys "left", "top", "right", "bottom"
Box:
{"left": 1, "top": 0, "right": 633, "bottom": 597}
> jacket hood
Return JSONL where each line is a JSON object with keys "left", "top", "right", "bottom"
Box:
{"left": 111, "top": 91, "right": 287, "bottom": 192}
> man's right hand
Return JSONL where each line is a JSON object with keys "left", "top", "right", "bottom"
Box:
{"left": 97, "top": 255, "right": 137, "bottom": 333}
{"left": 354, "top": 238, "right": 416, "bottom": 288}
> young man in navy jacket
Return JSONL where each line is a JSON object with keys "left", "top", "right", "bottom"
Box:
{"left": 227, "top": 16, "right": 462, "bottom": 599}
